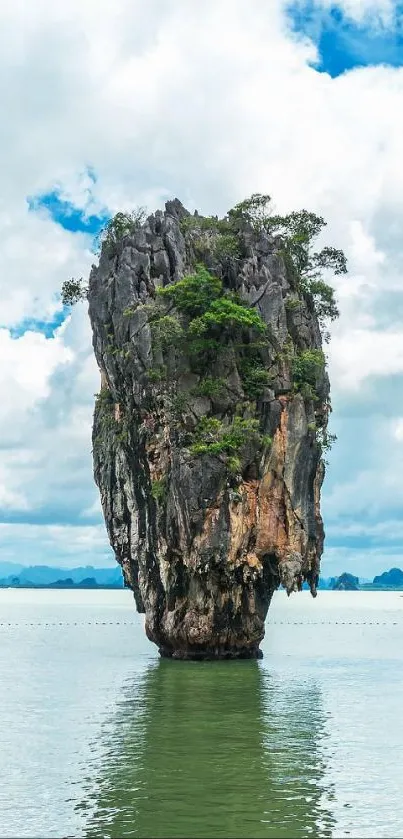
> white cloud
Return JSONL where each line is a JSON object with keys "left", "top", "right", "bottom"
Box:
{"left": 0, "top": 522, "right": 114, "bottom": 568}
{"left": 0, "top": 307, "right": 99, "bottom": 523}
{"left": 327, "top": 518, "right": 403, "bottom": 540}
{"left": 329, "top": 329, "right": 403, "bottom": 390}
{"left": 1, "top": 0, "right": 403, "bottom": 573}
{"left": 0, "top": 208, "right": 94, "bottom": 327}
{"left": 298, "top": 0, "right": 396, "bottom": 26}
{"left": 0, "top": 328, "right": 70, "bottom": 401}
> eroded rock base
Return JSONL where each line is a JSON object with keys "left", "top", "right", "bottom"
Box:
{"left": 159, "top": 645, "right": 264, "bottom": 660}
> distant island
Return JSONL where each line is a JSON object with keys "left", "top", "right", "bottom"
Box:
{"left": 0, "top": 563, "right": 124, "bottom": 589}
{"left": 372, "top": 568, "right": 403, "bottom": 589}
{"left": 330, "top": 573, "right": 359, "bottom": 591}
{"left": 1, "top": 563, "right": 402, "bottom": 591}
{"left": 318, "top": 567, "right": 403, "bottom": 591}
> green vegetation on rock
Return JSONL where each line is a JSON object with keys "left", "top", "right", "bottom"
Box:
{"left": 151, "top": 265, "right": 269, "bottom": 394}
{"left": 156, "top": 264, "right": 222, "bottom": 315}
{"left": 193, "top": 377, "right": 226, "bottom": 398}
{"left": 150, "top": 315, "right": 184, "bottom": 352}
{"left": 61, "top": 276, "right": 88, "bottom": 306}
{"left": 265, "top": 210, "right": 345, "bottom": 328}
{"left": 211, "top": 233, "right": 241, "bottom": 260}
{"left": 292, "top": 349, "right": 325, "bottom": 398}
{"left": 189, "top": 416, "right": 270, "bottom": 458}
{"left": 227, "top": 193, "right": 273, "bottom": 233}
{"left": 238, "top": 359, "right": 271, "bottom": 399}
{"left": 151, "top": 477, "right": 167, "bottom": 503}
{"left": 96, "top": 209, "right": 146, "bottom": 256}
{"left": 316, "top": 428, "right": 337, "bottom": 457}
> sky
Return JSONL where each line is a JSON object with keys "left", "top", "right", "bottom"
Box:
{"left": 1, "top": 0, "right": 403, "bottom": 577}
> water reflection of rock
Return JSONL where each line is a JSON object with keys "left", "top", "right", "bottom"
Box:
{"left": 79, "top": 660, "right": 335, "bottom": 838}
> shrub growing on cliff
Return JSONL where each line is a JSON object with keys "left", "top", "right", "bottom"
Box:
{"left": 154, "top": 265, "right": 268, "bottom": 383}
{"left": 307, "top": 279, "right": 339, "bottom": 322}
{"left": 190, "top": 416, "right": 267, "bottom": 458}
{"left": 316, "top": 428, "right": 337, "bottom": 455}
{"left": 150, "top": 315, "right": 184, "bottom": 352}
{"left": 95, "top": 385, "right": 113, "bottom": 406}
{"left": 180, "top": 214, "right": 226, "bottom": 234}
{"left": 227, "top": 194, "right": 273, "bottom": 233}
{"left": 180, "top": 213, "right": 241, "bottom": 264}
{"left": 188, "top": 296, "right": 266, "bottom": 338}
{"left": 265, "top": 209, "right": 345, "bottom": 327}
{"left": 292, "top": 349, "right": 325, "bottom": 397}
{"left": 97, "top": 209, "right": 147, "bottom": 257}
{"left": 157, "top": 265, "right": 222, "bottom": 316}
{"left": 151, "top": 477, "right": 167, "bottom": 503}
{"left": 238, "top": 358, "right": 271, "bottom": 399}
{"left": 193, "top": 377, "right": 226, "bottom": 398}
{"left": 61, "top": 277, "right": 88, "bottom": 306}
{"left": 211, "top": 233, "right": 241, "bottom": 260}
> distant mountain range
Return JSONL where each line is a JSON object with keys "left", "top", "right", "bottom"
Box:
{"left": 0, "top": 563, "right": 402, "bottom": 591}
{"left": 0, "top": 563, "right": 124, "bottom": 589}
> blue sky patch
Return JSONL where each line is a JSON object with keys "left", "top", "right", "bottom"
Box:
{"left": 8, "top": 310, "right": 68, "bottom": 340}
{"left": 28, "top": 189, "right": 109, "bottom": 237}
{"left": 287, "top": 2, "right": 403, "bottom": 77}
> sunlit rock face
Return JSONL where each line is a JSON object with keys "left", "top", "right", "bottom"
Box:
{"left": 88, "top": 199, "right": 329, "bottom": 659}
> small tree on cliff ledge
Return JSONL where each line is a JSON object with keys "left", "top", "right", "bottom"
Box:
{"left": 61, "top": 276, "right": 88, "bottom": 306}
{"left": 264, "top": 208, "right": 346, "bottom": 330}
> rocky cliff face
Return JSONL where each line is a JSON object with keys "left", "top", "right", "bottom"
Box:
{"left": 88, "top": 198, "right": 330, "bottom": 659}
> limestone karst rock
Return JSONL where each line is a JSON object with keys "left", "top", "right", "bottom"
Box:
{"left": 88, "top": 197, "right": 333, "bottom": 659}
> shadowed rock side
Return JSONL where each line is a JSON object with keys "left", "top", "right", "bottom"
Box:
{"left": 88, "top": 199, "right": 330, "bottom": 659}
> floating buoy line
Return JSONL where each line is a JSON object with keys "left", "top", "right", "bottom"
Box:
{"left": 0, "top": 621, "right": 137, "bottom": 627}
{"left": 0, "top": 620, "right": 399, "bottom": 628}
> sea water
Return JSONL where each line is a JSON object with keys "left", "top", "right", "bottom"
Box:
{"left": 0, "top": 588, "right": 402, "bottom": 838}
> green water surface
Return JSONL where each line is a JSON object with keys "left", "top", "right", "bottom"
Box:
{"left": 0, "top": 589, "right": 402, "bottom": 838}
